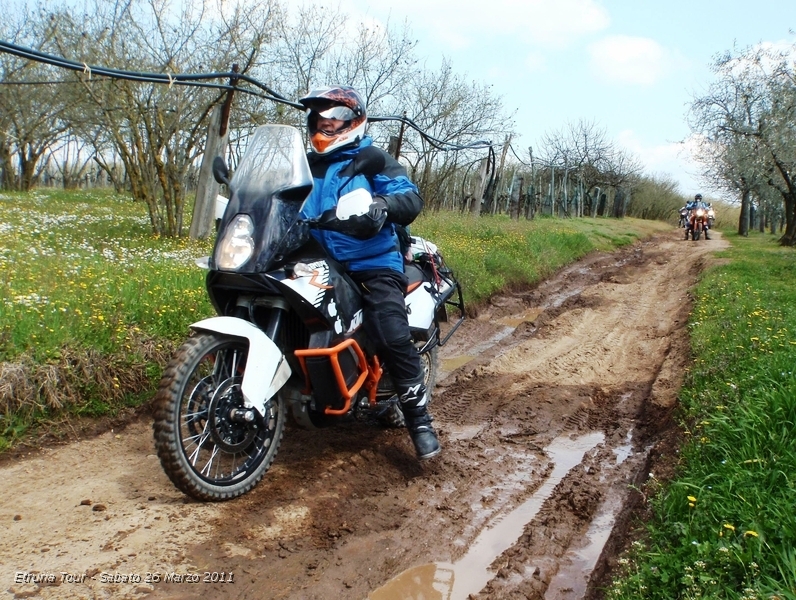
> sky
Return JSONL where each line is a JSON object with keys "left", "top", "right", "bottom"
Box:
{"left": 333, "top": 0, "right": 796, "bottom": 200}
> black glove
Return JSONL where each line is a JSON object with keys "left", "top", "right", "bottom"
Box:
{"left": 368, "top": 196, "right": 388, "bottom": 220}
{"left": 316, "top": 197, "right": 388, "bottom": 240}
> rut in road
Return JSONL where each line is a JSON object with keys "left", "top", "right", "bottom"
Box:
{"left": 0, "top": 230, "right": 726, "bottom": 600}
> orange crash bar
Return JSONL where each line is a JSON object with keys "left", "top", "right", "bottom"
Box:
{"left": 294, "top": 339, "right": 369, "bottom": 416}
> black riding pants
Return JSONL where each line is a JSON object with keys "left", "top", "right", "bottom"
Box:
{"left": 348, "top": 269, "right": 423, "bottom": 391}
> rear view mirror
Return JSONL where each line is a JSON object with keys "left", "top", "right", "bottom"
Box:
{"left": 212, "top": 157, "right": 230, "bottom": 185}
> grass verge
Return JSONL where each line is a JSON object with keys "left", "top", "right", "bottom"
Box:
{"left": 0, "top": 189, "right": 669, "bottom": 450}
{"left": 606, "top": 230, "right": 796, "bottom": 599}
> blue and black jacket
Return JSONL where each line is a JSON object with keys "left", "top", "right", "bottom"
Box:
{"left": 299, "top": 136, "right": 423, "bottom": 273}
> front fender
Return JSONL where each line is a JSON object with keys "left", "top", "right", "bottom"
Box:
{"left": 190, "top": 316, "right": 291, "bottom": 417}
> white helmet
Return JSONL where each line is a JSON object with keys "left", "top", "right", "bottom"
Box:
{"left": 298, "top": 86, "right": 367, "bottom": 155}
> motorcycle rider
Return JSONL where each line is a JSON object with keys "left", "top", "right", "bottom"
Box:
{"left": 297, "top": 85, "right": 441, "bottom": 460}
{"left": 685, "top": 193, "right": 710, "bottom": 240}
{"left": 695, "top": 194, "right": 711, "bottom": 240}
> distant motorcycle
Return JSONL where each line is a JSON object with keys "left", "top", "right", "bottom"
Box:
{"left": 678, "top": 206, "right": 689, "bottom": 229}
{"left": 152, "top": 125, "right": 464, "bottom": 501}
{"left": 686, "top": 204, "right": 709, "bottom": 241}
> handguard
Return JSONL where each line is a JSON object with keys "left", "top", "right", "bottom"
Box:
{"left": 314, "top": 188, "right": 387, "bottom": 239}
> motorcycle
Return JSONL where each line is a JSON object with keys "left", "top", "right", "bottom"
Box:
{"left": 686, "top": 205, "right": 709, "bottom": 241}
{"left": 152, "top": 125, "right": 465, "bottom": 501}
{"left": 678, "top": 206, "right": 689, "bottom": 229}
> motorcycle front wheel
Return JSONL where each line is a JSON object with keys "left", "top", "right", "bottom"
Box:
{"left": 153, "top": 332, "right": 285, "bottom": 501}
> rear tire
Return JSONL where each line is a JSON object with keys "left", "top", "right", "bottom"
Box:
{"left": 153, "top": 333, "right": 285, "bottom": 501}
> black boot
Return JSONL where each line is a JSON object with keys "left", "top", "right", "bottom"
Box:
{"left": 399, "top": 385, "right": 441, "bottom": 460}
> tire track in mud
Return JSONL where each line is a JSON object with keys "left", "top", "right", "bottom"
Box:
{"left": 0, "top": 231, "right": 726, "bottom": 600}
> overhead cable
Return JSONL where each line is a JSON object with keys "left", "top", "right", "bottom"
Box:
{"left": 0, "top": 40, "right": 494, "bottom": 154}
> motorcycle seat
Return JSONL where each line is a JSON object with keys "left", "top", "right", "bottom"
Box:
{"left": 405, "top": 262, "right": 425, "bottom": 293}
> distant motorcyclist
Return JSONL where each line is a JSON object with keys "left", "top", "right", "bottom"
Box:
{"left": 297, "top": 85, "right": 441, "bottom": 460}
{"left": 686, "top": 194, "right": 710, "bottom": 240}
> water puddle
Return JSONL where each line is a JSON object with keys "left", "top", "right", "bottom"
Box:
{"left": 544, "top": 491, "right": 624, "bottom": 599}
{"left": 612, "top": 429, "right": 634, "bottom": 465}
{"left": 441, "top": 355, "right": 477, "bottom": 373}
{"left": 546, "top": 436, "right": 656, "bottom": 598}
{"left": 368, "top": 432, "right": 605, "bottom": 600}
{"left": 445, "top": 424, "right": 485, "bottom": 442}
{"left": 497, "top": 307, "right": 544, "bottom": 328}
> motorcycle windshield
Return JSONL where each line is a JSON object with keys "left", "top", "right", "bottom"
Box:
{"left": 216, "top": 125, "right": 313, "bottom": 272}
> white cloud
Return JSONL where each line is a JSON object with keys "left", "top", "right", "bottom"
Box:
{"left": 589, "top": 35, "right": 673, "bottom": 85}
{"left": 617, "top": 130, "right": 690, "bottom": 187}
{"left": 346, "top": 0, "right": 610, "bottom": 49}
{"left": 616, "top": 130, "right": 730, "bottom": 200}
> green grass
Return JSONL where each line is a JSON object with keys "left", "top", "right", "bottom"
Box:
{"left": 0, "top": 189, "right": 214, "bottom": 447}
{"left": 0, "top": 189, "right": 668, "bottom": 449}
{"left": 411, "top": 212, "right": 669, "bottom": 307}
{"left": 607, "top": 231, "right": 796, "bottom": 600}
{"left": 0, "top": 189, "right": 213, "bottom": 363}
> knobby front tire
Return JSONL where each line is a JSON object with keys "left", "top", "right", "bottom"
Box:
{"left": 152, "top": 332, "right": 286, "bottom": 501}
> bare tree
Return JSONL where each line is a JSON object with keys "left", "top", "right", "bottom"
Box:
{"left": 45, "top": 0, "right": 280, "bottom": 236}
{"left": 539, "top": 119, "right": 641, "bottom": 217}
{"left": 0, "top": 5, "right": 71, "bottom": 191}
{"left": 395, "top": 60, "right": 511, "bottom": 211}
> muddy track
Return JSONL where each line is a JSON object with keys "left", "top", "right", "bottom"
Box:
{"left": 1, "top": 229, "right": 727, "bottom": 600}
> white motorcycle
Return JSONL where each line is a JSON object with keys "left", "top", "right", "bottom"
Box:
{"left": 152, "top": 125, "right": 464, "bottom": 501}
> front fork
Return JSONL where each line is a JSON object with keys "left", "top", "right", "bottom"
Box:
{"left": 190, "top": 302, "right": 292, "bottom": 418}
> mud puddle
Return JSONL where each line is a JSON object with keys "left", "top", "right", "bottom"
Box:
{"left": 370, "top": 432, "right": 604, "bottom": 600}
{"left": 0, "top": 231, "right": 727, "bottom": 600}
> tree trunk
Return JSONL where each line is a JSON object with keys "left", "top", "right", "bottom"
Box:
{"left": 612, "top": 187, "right": 626, "bottom": 218}
{"left": 738, "top": 189, "right": 750, "bottom": 236}
{"left": 486, "top": 135, "right": 510, "bottom": 215}
{"left": 471, "top": 157, "right": 489, "bottom": 216}
{"left": 509, "top": 174, "right": 522, "bottom": 220}
{"left": 778, "top": 191, "right": 796, "bottom": 246}
{"left": 597, "top": 191, "right": 607, "bottom": 216}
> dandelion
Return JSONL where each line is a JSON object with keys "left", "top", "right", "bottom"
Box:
{"left": 744, "top": 530, "right": 758, "bottom": 537}
{"left": 688, "top": 495, "right": 697, "bottom": 502}
{"left": 723, "top": 523, "right": 735, "bottom": 532}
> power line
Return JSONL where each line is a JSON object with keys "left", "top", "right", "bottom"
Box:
{"left": 0, "top": 40, "right": 494, "bottom": 155}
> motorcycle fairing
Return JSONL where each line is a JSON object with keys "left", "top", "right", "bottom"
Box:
{"left": 189, "top": 316, "right": 291, "bottom": 417}
{"left": 213, "top": 126, "right": 313, "bottom": 274}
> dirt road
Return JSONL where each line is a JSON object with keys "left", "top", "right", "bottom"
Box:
{"left": 1, "top": 229, "right": 727, "bottom": 600}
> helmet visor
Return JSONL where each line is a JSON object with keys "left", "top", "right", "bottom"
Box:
{"left": 312, "top": 106, "right": 358, "bottom": 121}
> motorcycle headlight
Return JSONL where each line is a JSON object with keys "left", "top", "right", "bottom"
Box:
{"left": 696, "top": 209, "right": 705, "bottom": 217}
{"left": 215, "top": 214, "right": 255, "bottom": 270}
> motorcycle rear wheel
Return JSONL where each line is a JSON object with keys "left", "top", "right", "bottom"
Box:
{"left": 153, "top": 332, "right": 285, "bottom": 501}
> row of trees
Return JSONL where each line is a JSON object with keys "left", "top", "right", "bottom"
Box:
{"left": 1, "top": 0, "right": 681, "bottom": 237}
{"left": 689, "top": 41, "right": 796, "bottom": 245}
